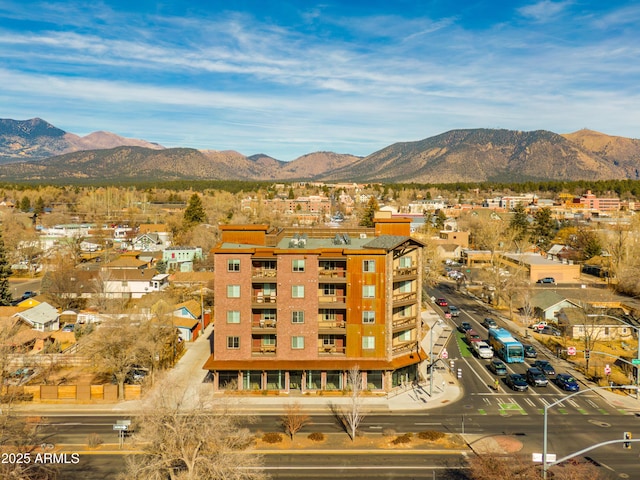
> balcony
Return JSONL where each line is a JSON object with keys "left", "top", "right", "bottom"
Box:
{"left": 392, "top": 340, "right": 417, "bottom": 355}
{"left": 392, "top": 291, "right": 417, "bottom": 307}
{"left": 252, "top": 268, "right": 277, "bottom": 279}
{"left": 392, "top": 315, "right": 418, "bottom": 332}
{"left": 318, "top": 294, "right": 346, "bottom": 306}
{"left": 252, "top": 345, "right": 277, "bottom": 355}
{"left": 252, "top": 293, "right": 277, "bottom": 306}
{"left": 252, "top": 319, "right": 277, "bottom": 331}
{"left": 318, "top": 269, "right": 347, "bottom": 281}
{"left": 318, "top": 345, "right": 346, "bottom": 355}
{"left": 394, "top": 266, "right": 418, "bottom": 278}
{"left": 318, "top": 321, "right": 346, "bottom": 333}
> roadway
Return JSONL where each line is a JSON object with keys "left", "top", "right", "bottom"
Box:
{"left": 16, "top": 282, "right": 640, "bottom": 479}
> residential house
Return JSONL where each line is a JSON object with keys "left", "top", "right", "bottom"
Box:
{"left": 13, "top": 302, "right": 60, "bottom": 332}
{"left": 101, "top": 269, "right": 169, "bottom": 299}
{"left": 163, "top": 246, "right": 203, "bottom": 272}
{"left": 172, "top": 300, "right": 204, "bottom": 342}
{"left": 131, "top": 233, "right": 165, "bottom": 252}
{"left": 556, "top": 307, "right": 637, "bottom": 341}
{"left": 203, "top": 218, "right": 425, "bottom": 393}
{"left": 528, "top": 291, "right": 581, "bottom": 321}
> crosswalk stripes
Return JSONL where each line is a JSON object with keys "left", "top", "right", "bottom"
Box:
{"left": 477, "top": 394, "right": 623, "bottom": 416}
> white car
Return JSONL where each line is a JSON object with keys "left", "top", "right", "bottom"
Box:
{"left": 474, "top": 341, "right": 494, "bottom": 359}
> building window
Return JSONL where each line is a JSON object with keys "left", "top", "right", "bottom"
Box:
{"left": 363, "top": 311, "right": 375, "bottom": 324}
{"left": 263, "top": 335, "right": 276, "bottom": 346}
{"left": 362, "top": 285, "right": 375, "bottom": 298}
{"left": 362, "top": 336, "right": 375, "bottom": 349}
{"left": 227, "top": 259, "right": 240, "bottom": 272}
{"left": 227, "top": 285, "right": 240, "bottom": 298}
{"left": 227, "top": 336, "right": 240, "bottom": 349}
{"left": 398, "top": 280, "right": 413, "bottom": 293}
{"left": 292, "top": 285, "right": 305, "bottom": 298}
{"left": 322, "top": 309, "right": 336, "bottom": 321}
{"left": 323, "top": 285, "right": 336, "bottom": 296}
{"left": 227, "top": 311, "right": 240, "bottom": 324}
{"left": 292, "top": 311, "right": 305, "bottom": 324}
{"left": 397, "top": 330, "right": 412, "bottom": 342}
{"left": 292, "top": 336, "right": 305, "bottom": 349}
{"left": 292, "top": 259, "right": 305, "bottom": 272}
{"left": 399, "top": 256, "right": 412, "bottom": 268}
{"left": 363, "top": 260, "right": 376, "bottom": 272}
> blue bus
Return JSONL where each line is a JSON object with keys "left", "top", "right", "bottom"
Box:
{"left": 488, "top": 328, "right": 524, "bottom": 363}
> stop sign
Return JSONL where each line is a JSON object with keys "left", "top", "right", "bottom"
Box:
{"left": 441, "top": 349, "right": 448, "bottom": 359}
{"left": 604, "top": 364, "right": 611, "bottom": 375}
{"left": 567, "top": 346, "right": 576, "bottom": 356}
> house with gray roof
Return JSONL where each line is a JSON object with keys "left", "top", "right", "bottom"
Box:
{"left": 13, "top": 302, "right": 60, "bottom": 332}
{"left": 529, "top": 291, "right": 581, "bottom": 321}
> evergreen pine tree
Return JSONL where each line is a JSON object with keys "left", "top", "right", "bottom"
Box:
{"left": 359, "top": 196, "right": 379, "bottom": 227}
{"left": 183, "top": 193, "right": 207, "bottom": 226}
{"left": 0, "top": 228, "right": 13, "bottom": 306}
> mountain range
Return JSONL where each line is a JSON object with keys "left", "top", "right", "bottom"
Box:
{"left": 1, "top": 117, "right": 639, "bottom": 183}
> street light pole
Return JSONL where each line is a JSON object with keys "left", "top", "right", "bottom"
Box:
{"left": 429, "top": 324, "right": 434, "bottom": 396}
{"left": 543, "top": 385, "right": 638, "bottom": 479}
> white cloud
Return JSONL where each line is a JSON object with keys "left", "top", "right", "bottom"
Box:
{"left": 517, "top": 1, "right": 573, "bottom": 22}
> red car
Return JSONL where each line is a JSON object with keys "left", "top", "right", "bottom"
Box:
{"left": 436, "top": 298, "right": 448, "bottom": 307}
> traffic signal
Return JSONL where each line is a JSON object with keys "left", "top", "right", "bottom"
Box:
{"left": 585, "top": 349, "right": 590, "bottom": 360}
{"left": 623, "top": 432, "right": 632, "bottom": 449}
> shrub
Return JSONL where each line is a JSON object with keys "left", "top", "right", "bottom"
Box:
{"left": 391, "top": 433, "right": 412, "bottom": 445}
{"left": 382, "top": 428, "right": 397, "bottom": 437}
{"left": 417, "top": 430, "right": 445, "bottom": 441}
{"left": 86, "top": 433, "right": 104, "bottom": 448}
{"left": 308, "top": 432, "right": 325, "bottom": 442}
{"left": 262, "top": 432, "right": 283, "bottom": 444}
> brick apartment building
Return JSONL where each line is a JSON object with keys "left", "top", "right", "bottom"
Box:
{"left": 203, "top": 218, "right": 425, "bottom": 393}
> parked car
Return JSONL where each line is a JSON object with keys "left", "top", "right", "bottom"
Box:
{"left": 448, "top": 305, "right": 460, "bottom": 317}
{"left": 529, "top": 321, "right": 548, "bottom": 330}
{"left": 555, "top": 373, "right": 580, "bottom": 392}
{"left": 533, "top": 360, "right": 556, "bottom": 376}
{"left": 473, "top": 341, "right": 494, "bottom": 359}
{"left": 21, "top": 291, "right": 37, "bottom": 300}
{"left": 481, "top": 317, "right": 497, "bottom": 329}
{"left": 465, "top": 329, "right": 482, "bottom": 343}
{"left": 523, "top": 344, "right": 538, "bottom": 358}
{"left": 539, "top": 326, "right": 561, "bottom": 337}
{"left": 505, "top": 373, "right": 529, "bottom": 391}
{"left": 435, "top": 298, "right": 448, "bottom": 307}
{"left": 458, "top": 321, "right": 472, "bottom": 333}
{"left": 61, "top": 324, "right": 75, "bottom": 332}
{"left": 488, "top": 359, "right": 507, "bottom": 376}
{"left": 526, "top": 367, "right": 549, "bottom": 387}
{"left": 536, "top": 277, "right": 556, "bottom": 284}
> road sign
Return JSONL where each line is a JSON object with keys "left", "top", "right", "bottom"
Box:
{"left": 632, "top": 359, "right": 640, "bottom": 365}
{"left": 604, "top": 364, "right": 612, "bottom": 375}
{"left": 532, "top": 453, "right": 557, "bottom": 463}
{"left": 113, "top": 424, "right": 128, "bottom": 431}
{"left": 567, "top": 346, "right": 576, "bottom": 356}
{"left": 441, "top": 349, "right": 449, "bottom": 359}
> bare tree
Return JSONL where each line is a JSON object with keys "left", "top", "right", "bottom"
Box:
{"left": 342, "top": 365, "right": 366, "bottom": 441}
{"left": 120, "top": 380, "right": 266, "bottom": 480}
{"left": 281, "top": 402, "right": 310, "bottom": 442}
{"left": 89, "top": 315, "right": 142, "bottom": 400}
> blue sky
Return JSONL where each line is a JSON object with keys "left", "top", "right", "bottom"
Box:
{"left": 1, "top": 1, "right": 639, "bottom": 160}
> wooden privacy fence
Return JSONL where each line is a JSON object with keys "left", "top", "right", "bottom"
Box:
{"left": 2, "top": 384, "right": 142, "bottom": 402}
